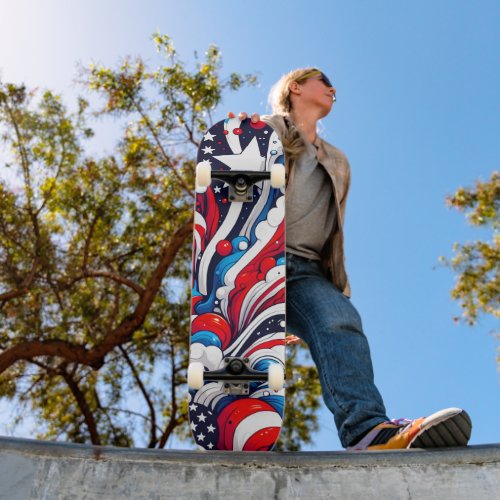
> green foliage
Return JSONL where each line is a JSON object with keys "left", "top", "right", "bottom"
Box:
{"left": 275, "top": 346, "right": 322, "bottom": 451}
{"left": 442, "top": 171, "right": 499, "bottom": 329}
{"left": 0, "top": 34, "right": 323, "bottom": 450}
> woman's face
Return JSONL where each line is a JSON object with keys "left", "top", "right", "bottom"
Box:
{"left": 294, "top": 74, "right": 336, "bottom": 117}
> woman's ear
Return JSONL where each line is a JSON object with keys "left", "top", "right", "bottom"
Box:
{"left": 288, "top": 81, "right": 301, "bottom": 96}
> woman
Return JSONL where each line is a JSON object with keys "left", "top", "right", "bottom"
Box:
{"left": 229, "top": 67, "right": 472, "bottom": 450}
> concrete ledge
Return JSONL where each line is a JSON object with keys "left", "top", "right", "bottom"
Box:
{"left": 1, "top": 436, "right": 499, "bottom": 499}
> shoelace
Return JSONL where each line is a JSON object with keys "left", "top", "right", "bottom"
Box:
{"left": 387, "top": 417, "right": 421, "bottom": 434}
{"left": 390, "top": 418, "right": 415, "bottom": 426}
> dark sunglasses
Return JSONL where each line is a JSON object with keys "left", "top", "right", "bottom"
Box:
{"left": 319, "top": 72, "right": 333, "bottom": 88}
{"left": 296, "top": 69, "right": 336, "bottom": 102}
{"left": 296, "top": 69, "right": 334, "bottom": 88}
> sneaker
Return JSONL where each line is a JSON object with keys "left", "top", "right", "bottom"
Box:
{"left": 348, "top": 407, "right": 472, "bottom": 451}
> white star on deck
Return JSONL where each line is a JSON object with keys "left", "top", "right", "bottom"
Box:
{"left": 197, "top": 159, "right": 211, "bottom": 168}
{"left": 203, "top": 131, "right": 216, "bottom": 141}
{"left": 214, "top": 137, "right": 265, "bottom": 172}
{"left": 197, "top": 432, "right": 206, "bottom": 441}
{"left": 202, "top": 145, "right": 215, "bottom": 154}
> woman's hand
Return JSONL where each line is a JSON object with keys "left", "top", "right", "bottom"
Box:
{"left": 227, "top": 111, "right": 261, "bottom": 123}
{"left": 285, "top": 335, "right": 302, "bottom": 345}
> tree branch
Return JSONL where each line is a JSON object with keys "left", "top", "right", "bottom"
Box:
{"left": 119, "top": 345, "right": 157, "bottom": 447}
{"left": 82, "top": 189, "right": 117, "bottom": 270}
{"left": 82, "top": 269, "right": 145, "bottom": 296}
{"left": 35, "top": 143, "right": 67, "bottom": 216}
{"left": 58, "top": 365, "right": 101, "bottom": 445}
{"left": 0, "top": 217, "right": 193, "bottom": 374}
{"left": 0, "top": 257, "right": 39, "bottom": 302}
{"left": 3, "top": 99, "right": 43, "bottom": 250}
{"left": 129, "top": 93, "right": 194, "bottom": 197}
{"left": 158, "top": 342, "right": 179, "bottom": 448}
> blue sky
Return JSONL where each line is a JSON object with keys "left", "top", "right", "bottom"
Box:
{"left": 0, "top": 0, "right": 498, "bottom": 450}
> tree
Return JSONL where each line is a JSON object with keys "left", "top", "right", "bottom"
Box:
{"left": 442, "top": 171, "right": 499, "bottom": 350}
{"left": 0, "top": 34, "right": 322, "bottom": 449}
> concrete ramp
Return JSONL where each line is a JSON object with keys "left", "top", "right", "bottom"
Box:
{"left": 0, "top": 436, "right": 499, "bottom": 499}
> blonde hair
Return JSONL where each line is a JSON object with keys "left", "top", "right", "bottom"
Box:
{"left": 268, "top": 67, "right": 319, "bottom": 115}
{"left": 268, "top": 67, "right": 319, "bottom": 181}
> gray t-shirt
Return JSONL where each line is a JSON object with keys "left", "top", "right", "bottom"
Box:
{"left": 286, "top": 141, "right": 337, "bottom": 260}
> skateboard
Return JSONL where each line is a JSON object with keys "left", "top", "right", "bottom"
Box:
{"left": 187, "top": 117, "right": 286, "bottom": 451}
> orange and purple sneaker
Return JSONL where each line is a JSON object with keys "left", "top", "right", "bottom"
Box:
{"left": 348, "top": 408, "right": 472, "bottom": 451}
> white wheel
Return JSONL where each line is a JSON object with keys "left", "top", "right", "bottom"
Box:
{"left": 196, "top": 161, "right": 212, "bottom": 187}
{"left": 270, "top": 164, "right": 286, "bottom": 189}
{"left": 187, "top": 362, "right": 204, "bottom": 390}
{"left": 268, "top": 363, "right": 285, "bottom": 392}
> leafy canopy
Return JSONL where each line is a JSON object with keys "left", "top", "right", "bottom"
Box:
{"left": 442, "top": 171, "right": 499, "bottom": 330}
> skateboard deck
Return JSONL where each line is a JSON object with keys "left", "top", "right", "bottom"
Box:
{"left": 188, "top": 117, "right": 286, "bottom": 451}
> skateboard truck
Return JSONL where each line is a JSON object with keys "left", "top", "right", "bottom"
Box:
{"left": 188, "top": 357, "right": 285, "bottom": 395}
{"left": 211, "top": 170, "right": 271, "bottom": 202}
{"left": 188, "top": 357, "right": 286, "bottom": 395}
{"left": 203, "top": 357, "right": 268, "bottom": 395}
{"left": 196, "top": 161, "right": 286, "bottom": 202}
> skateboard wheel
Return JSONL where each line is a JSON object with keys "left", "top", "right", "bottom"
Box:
{"left": 187, "top": 362, "right": 205, "bottom": 390}
{"left": 268, "top": 363, "right": 285, "bottom": 392}
{"left": 270, "top": 164, "right": 286, "bottom": 189}
{"left": 196, "top": 162, "right": 212, "bottom": 187}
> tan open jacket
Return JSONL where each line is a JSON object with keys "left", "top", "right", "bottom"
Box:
{"left": 263, "top": 114, "right": 352, "bottom": 298}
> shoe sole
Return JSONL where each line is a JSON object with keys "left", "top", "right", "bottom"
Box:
{"left": 409, "top": 408, "right": 472, "bottom": 448}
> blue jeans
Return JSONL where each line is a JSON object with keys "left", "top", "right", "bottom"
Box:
{"left": 286, "top": 253, "right": 389, "bottom": 448}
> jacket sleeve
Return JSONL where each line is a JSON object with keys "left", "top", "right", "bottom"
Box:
{"left": 338, "top": 155, "right": 351, "bottom": 226}
{"left": 261, "top": 114, "right": 287, "bottom": 140}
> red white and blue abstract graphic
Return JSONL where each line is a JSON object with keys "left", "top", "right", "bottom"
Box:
{"left": 188, "top": 117, "right": 286, "bottom": 451}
